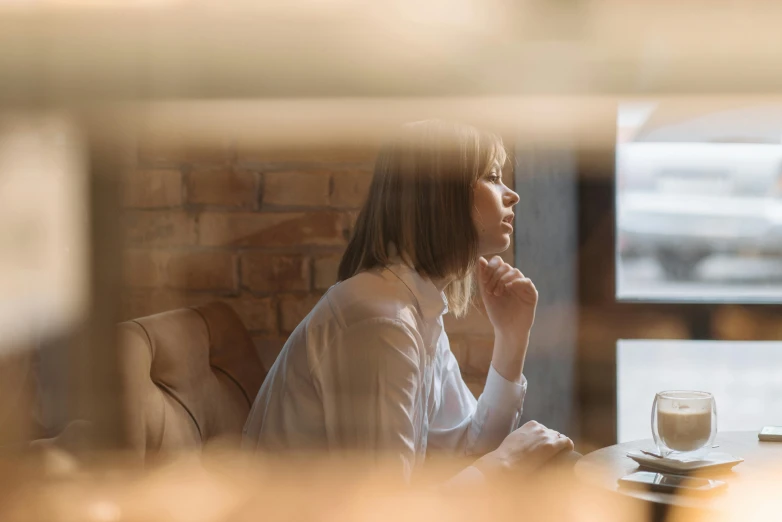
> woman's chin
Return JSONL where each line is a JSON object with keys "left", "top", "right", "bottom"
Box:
{"left": 479, "top": 235, "right": 512, "bottom": 256}
{"left": 496, "top": 231, "right": 513, "bottom": 251}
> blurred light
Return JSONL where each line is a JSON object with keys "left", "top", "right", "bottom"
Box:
{"left": 88, "top": 500, "right": 121, "bottom": 522}
{"left": 0, "top": 113, "right": 88, "bottom": 352}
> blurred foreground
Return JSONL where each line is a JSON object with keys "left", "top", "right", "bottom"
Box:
{"left": 2, "top": 445, "right": 782, "bottom": 522}
{"left": 0, "top": 447, "right": 646, "bottom": 522}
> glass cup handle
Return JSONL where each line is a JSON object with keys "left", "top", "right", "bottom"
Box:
{"left": 708, "top": 397, "right": 718, "bottom": 446}
{"left": 651, "top": 395, "right": 662, "bottom": 450}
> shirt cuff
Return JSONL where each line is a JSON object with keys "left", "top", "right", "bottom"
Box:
{"left": 483, "top": 364, "right": 527, "bottom": 417}
{"left": 468, "top": 366, "right": 528, "bottom": 455}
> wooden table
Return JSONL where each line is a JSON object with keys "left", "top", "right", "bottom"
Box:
{"left": 574, "top": 431, "right": 782, "bottom": 514}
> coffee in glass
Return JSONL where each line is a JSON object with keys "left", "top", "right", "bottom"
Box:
{"left": 652, "top": 391, "right": 717, "bottom": 458}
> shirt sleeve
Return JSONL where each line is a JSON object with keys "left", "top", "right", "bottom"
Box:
{"left": 314, "top": 317, "right": 423, "bottom": 481}
{"left": 427, "top": 329, "right": 527, "bottom": 457}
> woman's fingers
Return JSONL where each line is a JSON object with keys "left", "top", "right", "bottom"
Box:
{"left": 496, "top": 268, "right": 522, "bottom": 289}
{"left": 542, "top": 431, "right": 574, "bottom": 461}
{"left": 479, "top": 257, "right": 537, "bottom": 299}
{"left": 553, "top": 434, "right": 575, "bottom": 452}
{"left": 491, "top": 269, "right": 522, "bottom": 297}
{"left": 483, "top": 256, "right": 513, "bottom": 296}
{"left": 505, "top": 277, "right": 539, "bottom": 302}
{"left": 485, "top": 260, "right": 511, "bottom": 295}
{"left": 495, "top": 421, "right": 576, "bottom": 473}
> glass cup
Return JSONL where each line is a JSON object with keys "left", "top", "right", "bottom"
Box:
{"left": 652, "top": 390, "right": 717, "bottom": 459}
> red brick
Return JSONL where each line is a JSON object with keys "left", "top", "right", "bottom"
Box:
{"left": 222, "top": 295, "right": 277, "bottom": 334}
{"left": 198, "top": 211, "right": 347, "bottom": 247}
{"left": 120, "top": 289, "right": 214, "bottom": 321}
{"left": 331, "top": 170, "right": 372, "bottom": 208}
{"left": 236, "top": 146, "right": 377, "bottom": 165}
{"left": 141, "top": 147, "right": 233, "bottom": 165}
{"left": 252, "top": 336, "right": 288, "bottom": 372}
{"left": 345, "top": 210, "right": 360, "bottom": 236}
{"left": 186, "top": 167, "right": 257, "bottom": 207}
{"left": 123, "top": 169, "right": 182, "bottom": 208}
{"left": 279, "top": 294, "right": 322, "bottom": 333}
{"left": 166, "top": 251, "right": 237, "bottom": 291}
{"left": 123, "top": 211, "right": 197, "bottom": 247}
{"left": 123, "top": 249, "right": 167, "bottom": 288}
{"left": 313, "top": 255, "right": 342, "bottom": 290}
{"left": 120, "top": 289, "right": 165, "bottom": 320}
{"left": 241, "top": 254, "right": 310, "bottom": 294}
{"left": 263, "top": 171, "right": 330, "bottom": 207}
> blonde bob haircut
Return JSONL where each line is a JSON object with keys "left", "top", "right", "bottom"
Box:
{"left": 338, "top": 120, "right": 507, "bottom": 317}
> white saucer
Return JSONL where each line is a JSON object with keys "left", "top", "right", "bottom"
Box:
{"left": 626, "top": 450, "right": 744, "bottom": 474}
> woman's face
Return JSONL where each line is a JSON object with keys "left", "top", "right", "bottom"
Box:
{"left": 472, "top": 160, "right": 520, "bottom": 256}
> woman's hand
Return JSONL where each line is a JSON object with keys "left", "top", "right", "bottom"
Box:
{"left": 473, "top": 421, "right": 574, "bottom": 478}
{"left": 478, "top": 256, "right": 538, "bottom": 339}
{"left": 477, "top": 256, "right": 538, "bottom": 382}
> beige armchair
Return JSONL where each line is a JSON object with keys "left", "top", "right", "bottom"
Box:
{"left": 117, "top": 301, "right": 265, "bottom": 461}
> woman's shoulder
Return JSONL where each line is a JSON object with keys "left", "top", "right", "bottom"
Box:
{"left": 322, "top": 268, "right": 420, "bottom": 329}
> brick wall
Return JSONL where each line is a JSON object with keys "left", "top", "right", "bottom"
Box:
{"left": 120, "top": 144, "right": 510, "bottom": 393}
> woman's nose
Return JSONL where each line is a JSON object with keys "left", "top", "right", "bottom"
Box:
{"left": 504, "top": 187, "right": 520, "bottom": 207}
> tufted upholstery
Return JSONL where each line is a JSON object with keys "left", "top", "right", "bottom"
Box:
{"left": 117, "top": 301, "right": 265, "bottom": 460}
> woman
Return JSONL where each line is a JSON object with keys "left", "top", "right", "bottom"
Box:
{"left": 243, "top": 120, "right": 574, "bottom": 484}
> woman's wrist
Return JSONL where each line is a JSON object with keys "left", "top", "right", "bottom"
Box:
{"left": 472, "top": 449, "right": 509, "bottom": 480}
{"left": 494, "top": 328, "right": 531, "bottom": 348}
{"left": 491, "top": 331, "right": 529, "bottom": 383}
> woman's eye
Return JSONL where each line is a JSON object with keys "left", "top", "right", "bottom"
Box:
{"left": 488, "top": 174, "right": 501, "bottom": 183}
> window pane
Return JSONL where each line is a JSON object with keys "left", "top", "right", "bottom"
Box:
{"left": 616, "top": 101, "right": 782, "bottom": 302}
{"left": 617, "top": 340, "right": 782, "bottom": 443}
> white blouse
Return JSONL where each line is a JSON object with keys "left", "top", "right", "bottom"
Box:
{"left": 242, "top": 262, "right": 527, "bottom": 481}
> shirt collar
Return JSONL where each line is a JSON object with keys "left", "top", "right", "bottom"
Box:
{"left": 385, "top": 261, "right": 449, "bottom": 319}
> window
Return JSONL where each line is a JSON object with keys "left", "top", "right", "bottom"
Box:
{"left": 577, "top": 99, "right": 782, "bottom": 449}
{"left": 616, "top": 101, "right": 782, "bottom": 303}
{"left": 617, "top": 340, "right": 782, "bottom": 443}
